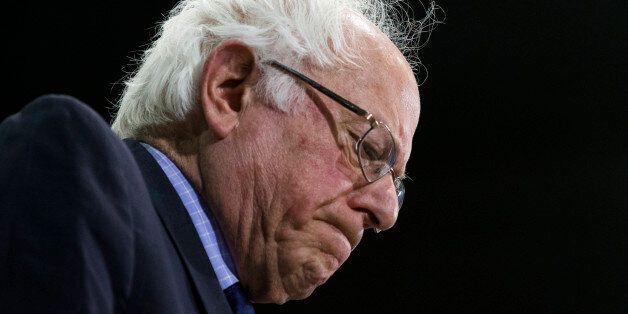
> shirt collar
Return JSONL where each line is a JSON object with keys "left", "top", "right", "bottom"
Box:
{"left": 140, "top": 142, "right": 239, "bottom": 290}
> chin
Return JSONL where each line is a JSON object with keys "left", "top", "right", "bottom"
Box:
{"left": 251, "top": 225, "right": 350, "bottom": 303}
{"left": 246, "top": 255, "right": 337, "bottom": 304}
{"left": 282, "top": 252, "right": 341, "bottom": 301}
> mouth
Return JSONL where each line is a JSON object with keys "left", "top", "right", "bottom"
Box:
{"left": 316, "top": 218, "right": 362, "bottom": 265}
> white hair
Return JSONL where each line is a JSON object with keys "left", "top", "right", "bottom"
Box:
{"left": 111, "top": 0, "right": 440, "bottom": 138}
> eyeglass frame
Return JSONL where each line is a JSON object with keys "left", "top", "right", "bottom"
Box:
{"left": 264, "top": 60, "right": 405, "bottom": 209}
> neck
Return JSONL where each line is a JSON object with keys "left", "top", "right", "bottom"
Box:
{"left": 142, "top": 134, "right": 205, "bottom": 201}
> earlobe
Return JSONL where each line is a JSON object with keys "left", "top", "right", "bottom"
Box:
{"left": 199, "top": 39, "right": 259, "bottom": 140}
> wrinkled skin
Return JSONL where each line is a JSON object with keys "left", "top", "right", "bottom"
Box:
{"left": 148, "top": 15, "right": 421, "bottom": 304}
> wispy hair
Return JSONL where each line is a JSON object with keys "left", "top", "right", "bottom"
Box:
{"left": 111, "top": 0, "right": 442, "bottom": 138}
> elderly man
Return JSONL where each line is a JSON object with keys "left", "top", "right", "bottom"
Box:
{"left": 0, "top": 0, "right": 429, "bottom": 312}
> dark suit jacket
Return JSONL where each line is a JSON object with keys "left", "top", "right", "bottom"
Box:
{"left": 0, "top": 95, "right": 233, "bottom": 313}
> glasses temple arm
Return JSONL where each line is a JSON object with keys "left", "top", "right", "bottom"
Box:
{"left": 266, "top": 60, "right": 370, "bottom": 118}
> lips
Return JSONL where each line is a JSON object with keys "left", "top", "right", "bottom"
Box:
{"left": 314, "top": 216, "right": 363, "bottom": 266}
{"left": 326, "top": 212, "right": 363, "bottom": 250}
{"left": 327, "top": 220, "right": 360, "bottom": 250}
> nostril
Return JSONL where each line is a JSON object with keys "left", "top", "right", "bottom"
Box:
{"left": 355, "top": 207, "right": 381, "bottom": 230}
{"left": 367, "top": 211, "right": 381, "bottom": 229}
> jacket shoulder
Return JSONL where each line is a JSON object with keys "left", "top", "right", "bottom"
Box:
{"left": 0, "top": 94, "right": 154, "bottom": 311}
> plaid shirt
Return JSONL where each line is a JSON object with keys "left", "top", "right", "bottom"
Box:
{"left": 141, "top": 143, "right": 238, "bottom": 289}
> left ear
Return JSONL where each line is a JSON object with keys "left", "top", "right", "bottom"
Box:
{"left": 199, "top": 39, "right": 260, "bottom": 140}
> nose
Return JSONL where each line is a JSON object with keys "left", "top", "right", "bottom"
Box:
{"left": 346, "top": 175, "right": 399, "bottom": 232}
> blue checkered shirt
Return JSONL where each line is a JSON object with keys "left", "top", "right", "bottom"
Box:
{"left": 141, "top": 143, "right": 239, "bottom": 290}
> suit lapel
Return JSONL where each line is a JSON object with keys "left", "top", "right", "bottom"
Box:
{"left": 124, "top": 139, "right": 232, "bottom": 314}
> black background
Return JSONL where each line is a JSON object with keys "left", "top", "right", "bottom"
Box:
{"left": 2, "top": 1, "right": 627, "bottom": 312}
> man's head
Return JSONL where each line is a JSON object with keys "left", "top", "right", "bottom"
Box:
{"left": 112, "top": 0, "right": 430, "bottom": 304}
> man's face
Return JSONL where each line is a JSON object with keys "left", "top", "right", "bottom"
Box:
{"left": 201, "top": 29, "right": 420, "bottom": 303}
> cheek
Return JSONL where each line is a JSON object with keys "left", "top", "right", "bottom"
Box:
{"left": 266, "top": 117, "right": 360, "bottom": 299}
{"left": 280, "top": 132, "right": 349, "bottom": 226}
{"left": 274, "top": 227, "right": 340, "bottom": 299}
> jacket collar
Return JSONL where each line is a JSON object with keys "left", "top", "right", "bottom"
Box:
{"left": 124, "top": 138, "right": 232, "bottom": 314}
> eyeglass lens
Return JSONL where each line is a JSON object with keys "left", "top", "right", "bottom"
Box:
{"left": 357, "top": 125, "right": 404, "bottom": 207}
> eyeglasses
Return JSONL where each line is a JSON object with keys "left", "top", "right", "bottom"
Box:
{"left": 266, "top": 60, "right": 405, "bottom": 209}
